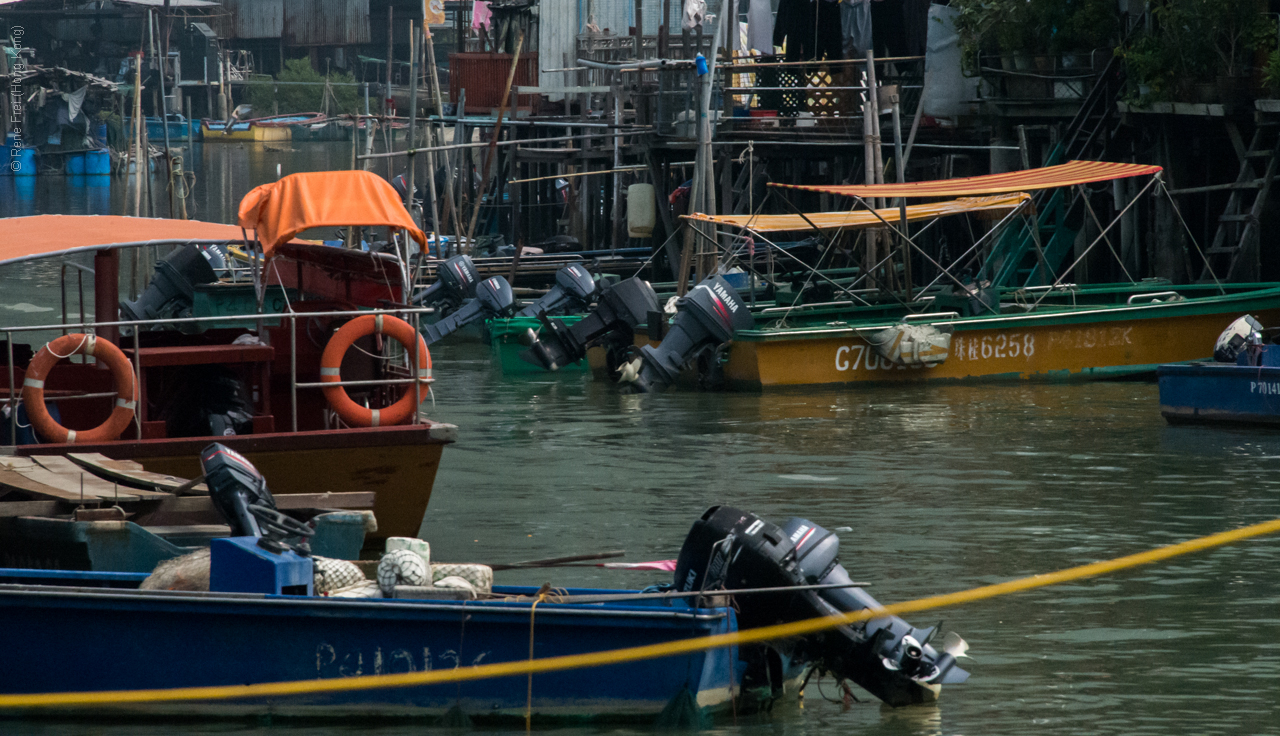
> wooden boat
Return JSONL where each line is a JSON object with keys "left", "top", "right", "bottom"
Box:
{"left": 200, "top": 114, "right": 318, "bottom": 142}
{"left": 677, "top": 162, "right": 1280, "bottom": 389}
{"left": 0, "top": 173, "right": 454, "bottom": 544}
{"left": 724, "top": 284, "right": 1280, "bottom": 388}
{"left": 0, "top": 571, "right": 752, "bottom": 722}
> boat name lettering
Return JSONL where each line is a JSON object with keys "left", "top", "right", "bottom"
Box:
{"left": 1251, "top": 381, "right": 1280, "bottom": 395}
{"left": 952, "top": 333, "right": 1036, "bottom": 361}
{"left": 835, "top": 344, "right": 919, "bottom": 372}
{"left": 1042, "top": 325, "right": 1133, "bottom": 352}
{"left": 316, "top": 644, "right": 491, "bottom": 678}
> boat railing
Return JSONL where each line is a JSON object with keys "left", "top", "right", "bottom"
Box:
{"left": 1, "top": 305, "right": 436, "bottom": 447}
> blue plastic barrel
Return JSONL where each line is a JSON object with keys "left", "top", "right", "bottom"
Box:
{"left": 11, "top": 146, "right": 36, "bottom": 176}
{"left": 84, "top": 149, "right": 110, "bottom": 175}
{"left": 66, "top": 154, "right": 87, "bottom": 175}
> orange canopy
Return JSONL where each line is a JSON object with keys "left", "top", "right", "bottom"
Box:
{"left": 0, "top": 215, "right": 247, "bottom": 266}
{"left": 238, "top": 170, "right": 427, "bottom": 256}
{"left": 772, "top": 160, "right": 1163, "bottom": 199}
{"left": 683, "top": 193, "right": 1031, "bottom": 233}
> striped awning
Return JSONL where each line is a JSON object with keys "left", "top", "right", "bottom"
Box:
{"left": 771, "top": 160, "right": 1163, "bottom": 199}
{"left": 681, "top": 193, "right": 1031, "bottom": 233}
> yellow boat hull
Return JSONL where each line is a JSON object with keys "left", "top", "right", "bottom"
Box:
{"left": 201, "top": 123, "right": 292, "bottom": 142}
{"left": 725, "top": 301, "right": 1280, "bottom": 389}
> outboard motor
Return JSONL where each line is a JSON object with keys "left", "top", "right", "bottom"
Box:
{"left": 421, "top": 275, "right": 516, "bottom": 345}
{"left": 1214, "top": 315, "right": 1264, "bottom": 363}
{"left": 120, "top": 244, "right": 227, "bottom": 325}
{"left": 520, "top": 277, "right": 660, "bottom": 371}
{"left": 516, "top": 264, "right": 597, "bottom": 317}
{"left": 202, "top": 442, "right": 313, "bottom": 555}
{"left": 620, "top": 275, "right": 753, "bottom": 393}
{"left": 673, "top": 506, "right": 969, "bottom": 707}
{"left": 412, "top": 255, "right": 481, "bottom": 310}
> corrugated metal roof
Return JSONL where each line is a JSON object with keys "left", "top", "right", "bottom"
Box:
{"left": 283, "top": 0, "right": 371, "bottom": 46}
{"left": 224, "top": 0, "right": 283, "bottom": 39}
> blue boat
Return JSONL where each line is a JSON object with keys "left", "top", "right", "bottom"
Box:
{"left": 1159, "top": 315, "right": 1280, "bottom": 426}
{"left": 0, "top": 444, "right": 970, "bottom": 721}
{"left": 0, "top": 573, "right": 751, "bottom": 722}
{"left": 125, "top": 114, "right": 202, "bottom": 143}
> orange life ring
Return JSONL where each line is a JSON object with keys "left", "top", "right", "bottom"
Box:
{"left": 23, "top": 334, "right": 137, "bottom": 444}
{"left": 320, "top": 314, "right": 432, "bottom": 427}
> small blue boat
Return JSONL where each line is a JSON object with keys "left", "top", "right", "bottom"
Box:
{"left": 1159, "top": 315, "right": 1280, "bottom": 426}
{"left": 0, "top": 445, "right": 969, "bottom": 722}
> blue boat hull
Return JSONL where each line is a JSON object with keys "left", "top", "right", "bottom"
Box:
{"left": 1158, "top": 362, "right": 1280, "bottom": 425}
{"left": 0, "top": 581, "right": 748, "bottom": 722}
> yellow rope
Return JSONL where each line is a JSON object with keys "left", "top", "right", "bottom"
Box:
{"left": 4, "top": 516, "right": 1280, "bottom": 709}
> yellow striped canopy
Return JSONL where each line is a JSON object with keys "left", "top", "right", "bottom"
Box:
{"left": 682, "top": 193, "right": 1031, "bottom": 233}
{"left": 771, "top": 160, "right": 1163, "bottom": 199}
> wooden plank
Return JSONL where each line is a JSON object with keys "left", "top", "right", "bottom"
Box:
{"left": 11, "top": 464, "right": 142, "bottom": 503}
{"left": 0, "top": 468, "right": 101, "bottom": 503}
{"left": 148, "top": 492, "right": 376, "bottom": 515}
{"left": 30, "top": 455, "right": 171, "bottom": 500}
{"left": 0, "top": 500, "right": 65, "bottom": 517}
{"left": 67, "top": 453, "right": 208, "bottom": 495}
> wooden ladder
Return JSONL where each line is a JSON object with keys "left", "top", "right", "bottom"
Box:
{"left": 1199, "top": 122, "right": 1280, "bottom": 283}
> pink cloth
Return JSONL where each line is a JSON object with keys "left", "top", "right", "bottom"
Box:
{"left": 472, "top": 0, "right": 492, "bottom": 30}
{"left": 600, "top": 560, "right": 678, "bottom": 571}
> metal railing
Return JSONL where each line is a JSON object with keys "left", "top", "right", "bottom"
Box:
{"left": 2, "top": 305, "right": 436, "bottom": 447}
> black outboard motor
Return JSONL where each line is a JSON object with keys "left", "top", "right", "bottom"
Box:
{"left": 120, "top": 244, "right": 227, "bottom": 324}
{"left": 516, "top": 264, "right": 597, "bottom": 317}
{"left": 412, "top": 255, "right": 481, "bottom": 310}
{"left": 421, "top": 274, "right": 517, "bottom": 345}
{"left": 673, "top": 505, "right": 969, "bottom": 707}
{"left": 620, "top": 275, "right": 753, "bottom": 393}
{"left": 520, "top": 277, "right": 660, "bottom": 371}
{"left": 202, "top": 442, "right": 313, "bottom": 555}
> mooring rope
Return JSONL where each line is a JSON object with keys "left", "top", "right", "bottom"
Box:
{"left": 2, "top": 516, "right": 1280, "bottom": 708}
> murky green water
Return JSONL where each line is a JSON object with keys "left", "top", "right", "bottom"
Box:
{"left": 6, "top": 145, "right": 1280, "bottom": 735}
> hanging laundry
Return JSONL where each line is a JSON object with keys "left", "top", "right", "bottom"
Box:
{"left": 903, "top": 0, "right": 930, "bottom": 57}
{"left": 773, "top": 0, "right": 841, "bottom": 61}
{"left": 472, "top": 0, "right": 493, "bottom": 31}
{"left": 62, "top": 86, "right": 88, "bottom": 125}
{"left": 746, "top": 0, "right": 775, "bottom": 53}
{"left": 683, "top": 0, "right": 707, "bottom": 30}
{"left": 840, "top": 0, "right": 872, "bottom": 59}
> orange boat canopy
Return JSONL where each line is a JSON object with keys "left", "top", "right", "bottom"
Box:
{"left": 238, "top": 170, "right": 427, "bottom": 256}
{"left": 682, "top": 193, "right": 1031, "bottom": 233}
{"left": 771, "top": 160, "right": 1163, "bottom": 199}
{"left": 0, "top": 215, "right": 247, "bottom": 267}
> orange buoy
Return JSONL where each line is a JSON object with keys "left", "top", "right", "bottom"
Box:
{"left": 23, "top": 334, "right": 137, "bottom": 444}
{"left": 319, "top": 314, "right": 432, "bottom": 427}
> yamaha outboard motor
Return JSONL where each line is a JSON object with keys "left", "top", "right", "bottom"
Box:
{"left": 520, "top": 277, "right": 660, "bottom": 371}
{"left": 517, "top": 264, "right": 597, "bottom": 317}
{"left": 412, "top": 255, "right": 481, "bottom": 310}
{"left": 620, "top": 275, "right": 753, "bottom": 393}
{"left": 1214, "top": 315, "right": 1265, "bottom": 363}
{"left": 120, "top": 244, "right": 227, "bottom": 324}
{"left": 202, "top": 442, "right": 313, "bottom": 555}
{"left": 674, "top": 506, "right": 969, "bottom": 707}
{"left": 421, "top": 275, "right": 517, "bottom": 345}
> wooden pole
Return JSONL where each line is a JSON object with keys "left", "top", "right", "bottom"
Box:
{"left": 422, "top": 11, "right": 458, "bottom": 241}
{"left": 132, "top": 53, "right": 144, "bottom": 219}
{"left": 386, "top": 6, "right": 395, "bottom": 116}
{"left": 465, "top": 30, "right": 524, "bottom": 251}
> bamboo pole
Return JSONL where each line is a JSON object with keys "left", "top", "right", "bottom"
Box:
{"left": 464, "top": 30, "right": 524, "bottom": 253}
{"left": 422, "top": 8, "right": 458, "bottom": 241}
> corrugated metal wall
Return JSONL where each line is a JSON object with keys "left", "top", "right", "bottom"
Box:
{"left": 282, "top": 0, "right": 372, "bottom": 46}
{"left": 538, "top": 0, "right": 579, "bottom": 86}
{"left": 224, "top": 0, "right": 284, "bottom": 39}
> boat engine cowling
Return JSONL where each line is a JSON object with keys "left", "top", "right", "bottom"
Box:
{"left": 673, "top": 505, "right": 969, "bottom": 707}
{"left": 520, "top": 277, "right": 660, "bottom": 371}
{"left": 620, "top": 275, "right": 753, "bottom": 393}
{"left": 202, "top": 442, "right": 313, "bottom": 555}
{"left": 422, "top": 275, "right": 516, "bottom": 345}
{"left": 120, "top": 244, "right": 227, "bottom": 326}
{"left": 517, "top": 264, "right": 597, "bottom": 317}
{"left": 1214, "top": 314, "right": 1264, "bottom": 363}
{"left": 412, "top": 255, "right": 481, "bottom": 309}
